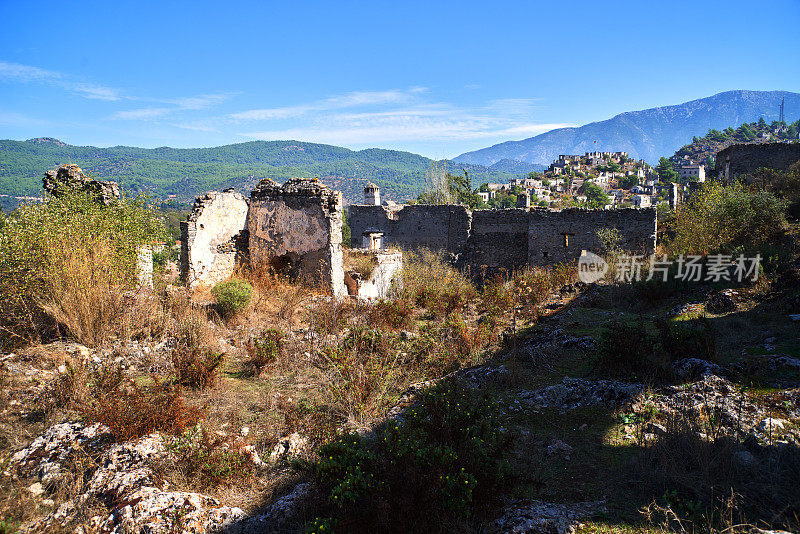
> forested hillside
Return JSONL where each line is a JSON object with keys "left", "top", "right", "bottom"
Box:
{"left": 0, "top": 138, "right": 515, "bottom": 205}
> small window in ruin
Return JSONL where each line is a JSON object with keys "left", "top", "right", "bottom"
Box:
{"left": 562, "top": 233, "right": 575, "bottom": 247}
{"left": 542, "top": 251, "right": 549, "bottom": 258}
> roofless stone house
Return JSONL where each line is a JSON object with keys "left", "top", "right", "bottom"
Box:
{"left": 181, "top": 180, "right": 657, "bottom": 296}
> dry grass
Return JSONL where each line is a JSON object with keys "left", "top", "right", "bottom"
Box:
{"left": 39, "top": 243, "right": 128, "bottom": 348}
{"left": 400, "top": 249, "right": 477, "bottom": 317}
{"left": 344, "top": 249, "right": 378, "bottom": 279}
{"left": 633, "top": 429, "right": 800, "bottom": 532}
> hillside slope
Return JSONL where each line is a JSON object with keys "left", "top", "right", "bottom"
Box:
{"left": 0, "top": 139, "right": 514, "bottom": 205}
{"left": 455, "top": 90, "right": 800, "bottom": 166}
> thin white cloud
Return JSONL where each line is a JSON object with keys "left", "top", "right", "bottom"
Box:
{"left": 111, "top": 107, "right": 173, "bottom": 120}
{"left": 237, "top": 111, "right": 572, "bottom": 144}
{"left": 110, "top": 94, "right": 232, "bottom": 121}
{"left": 166, "top": 93, "right": 231, "bottom": 110}
{"left": 230, "top": 88, "right": 427, "bottom": 120}
{"left": 170, "top": 121, "right": 219, "bottom": 132}
{"left": 0, "top": 60, "right": 121, "bottom": 101}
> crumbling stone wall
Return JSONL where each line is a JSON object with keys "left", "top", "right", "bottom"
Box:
{"left": 248, "top": 178, "right": 345, "bottom": 298}
{"left": 348, "top": 204, "right": 472, "bottom": 256}
{"left": 344, "top": 250, "right": 403, "bottom": 301}
{"left": 43, "top": 164, "right": 120, "bottom": 205}
{"left": 526, "top": 208, "right": 656, "bottom": 265}
{"left": 459, "top": 209, "right": 529, "bottom": 272}
{"left": 351, "top": 203, "right": 656, "bottom": 273}
{"left": 180, "top": 189, "right": 249, "bottom": 289}
{"left": 715, "top": 143, "right": 800, "bottom": 181}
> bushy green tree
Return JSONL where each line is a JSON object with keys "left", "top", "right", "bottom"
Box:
{"left": 0, "top": 191, "right": 166, "bottom": 344}
{"left": 669, "top": 181, "right": 787, "bottom": 255}
{"left": 656, "top": 157, "right": 680, "bottom": 184}
{"left": 580, "top": 181, "right": 610, "bottom": 208}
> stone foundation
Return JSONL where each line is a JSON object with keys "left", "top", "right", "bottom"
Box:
{"left": 350, "top": 204, "right": 657, "bottom": 273}
{"left": 715, "top": 142, "right": 800, "bottom": 181}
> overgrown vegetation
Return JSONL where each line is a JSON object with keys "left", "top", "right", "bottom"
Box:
{"left": 212, "top": 278, "right": 254, "bottom": 318}
{"left": 597, "top": 316, "right": 717, "bottom": 380}
{"left": 306, "top": 381, "right": 512, "bottom": 533}
{"left": 668, "top": 181, "right": 787, "bottom": 256}
{"left": 79, "top": 369, "right": 201, "bottom": 442}
{"left": 0, "top": 191, "right": 165, "bottom": 347}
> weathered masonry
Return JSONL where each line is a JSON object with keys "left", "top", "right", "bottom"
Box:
{"left": 350, "top": 203, "right": 657, "bottom": 272}
{"left": 181, "top": 179, "right": 347, "bottom": 297}
{"left": 248, "top": 178, "right": 345, "bottom": 298}
{"left": 715, "top": 143, "right": 800, "bottom": 182}
{"left": 180, "top": 189, "right": 249, "bottom": 289}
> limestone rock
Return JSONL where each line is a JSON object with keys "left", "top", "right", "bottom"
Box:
{"left": 494, "top": 499, "right": 604, "bottom": 534}
{"left": 43, "top": 164, "right": 120, "bottom": 205}
{"left": 11, "top": 422, "right": 112, "bottom": 484}
{"left": 521, "top": 376, "right": 643, "bottom": 412}
{"left": 100, "top": 487, "right": 246, "bottom": 534}
{"left": 706, "top": 288, "right": 738, "bottom": 313}
{"left": 671, "top": 358, "right": 723, "bottom": 380}
{"left": 269, "top": 432, "right": 309, "bottom": 462}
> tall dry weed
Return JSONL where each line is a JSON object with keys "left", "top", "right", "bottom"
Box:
{"left": 400, "top": 249, "right": 476, "bottom": 316}
{"left": 39, "top": 241, "right": 127, "bottom": 347}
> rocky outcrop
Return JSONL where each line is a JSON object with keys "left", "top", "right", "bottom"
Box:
{"left": 43, "top": 164, "right": 120, "bottom": 205}
{"left": 10, "top": 421, "right": 317, "bottom": 534}
{"left": 521, "top": 376, "right": 644, "bottom": 412}
{"left": 494, "top": 499, "right": 605, "bottom": 534}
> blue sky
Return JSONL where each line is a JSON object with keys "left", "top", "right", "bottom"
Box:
{"left": 1, "top": 0, "right": 799, "bottom": 158}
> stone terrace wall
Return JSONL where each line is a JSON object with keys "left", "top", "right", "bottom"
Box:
{"left": 526, "top": 208, "right": 656, "bottom": 266}
{"left": 248, "top": 178, "right": 345, "bottom": 297}
{"left": 348, "top": 204, "right": 471, "bottom": 256}
{"left": 715, "top": 143, "right": 800, "bottom": 181}
{"left": 180, "top": 189, "right": 249, "bottom": 289}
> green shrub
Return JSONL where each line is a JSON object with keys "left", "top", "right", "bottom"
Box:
{"left": 165, "top": 426, "right": 256, "bottom": 488}
{"left": 597, "top": 317, "right": 717, "bottom": 380}
{"left": 655, "top": 317, "right": 716, "bottom": 362}
{"left": 306, "top": 381, "right": 512, "bottom": 532}
{"left": 669, "top": 181, "right": 787, "bottom": 255}
{"left": 243, "top": 328, "right": 283, "bottom": 375}
{"left": 0, "top": 191, "right": 166, "bottom": 345}
{"left": 211, "top": 278, "right": 253, "bottom": 317}
{"left": 596, "top": 318, "right": 664, "bottom": 378}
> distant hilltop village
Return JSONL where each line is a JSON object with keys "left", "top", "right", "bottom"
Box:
{"left": 478, "top": 150, "right": 689, "bottom": 211}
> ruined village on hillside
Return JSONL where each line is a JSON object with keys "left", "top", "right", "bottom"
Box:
{"left": 2, "top": 134, "right": 800, "bottom": 533}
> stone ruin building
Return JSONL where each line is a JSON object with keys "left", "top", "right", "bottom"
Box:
{"left": 43, "top": 163, "right": 121, "bottom": 205}
{"left": 349, "top": 185, "right": 657, "bottom": 274}
{"left": 715, "top": 142, "right": 800, "bottom": 182}
{"left": 181, "top": 179, "right": 658, "bottom": 297}
{"left": 181, "top": 178, "right": 401, "bottom": 300}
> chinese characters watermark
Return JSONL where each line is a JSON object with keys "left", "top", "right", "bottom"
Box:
{"left": 578, "top": 252, "right": 761, "bottom": 284}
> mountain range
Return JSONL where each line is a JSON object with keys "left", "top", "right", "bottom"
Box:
{"left": 2, "top": 90, "right": 798, "bottom": 208}
{"left": 0, "top": 139, "right": 516, "bottom": 206}
{"left": 454, "top": 90, "right": 800, "bottom": 167}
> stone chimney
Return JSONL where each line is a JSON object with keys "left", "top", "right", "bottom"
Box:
{"left": 364, "top": 182, "right": 380, "bottom": 205}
